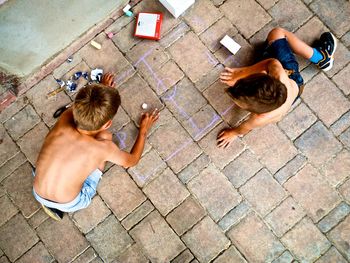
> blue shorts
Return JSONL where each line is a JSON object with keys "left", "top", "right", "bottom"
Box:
{"left": 263, "top": 38, "right": 304, "bottom": 88}
{"left": 32, "top": 169, "right": 102, "bottom": 212}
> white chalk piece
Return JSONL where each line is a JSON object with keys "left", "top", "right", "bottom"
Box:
{"left": 123, "top": 4, "right": 131, "bottom": 13}
{"left": 159, "top": 0, "right": 194, "bottom": 18}
{"left": 90, "top": 40, "right": 102, "bottom": 50}
{"left": 220, "top": 35, "right": 241, "bottom": 55}
{"left": 141, "top": 103, "right": 148, "bottom": 110}
{"left": 123, "top": 4, "right": 133, "bottom": 16}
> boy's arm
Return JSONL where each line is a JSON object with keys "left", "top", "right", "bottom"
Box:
{"left": 217, "top": 114, "right": 274, "bottom": 148}
{"left": 220, "top": 58, "right": 280, "bottom": 86}
{"left": 107, "top": 110, "right": 159, "bottom": 168}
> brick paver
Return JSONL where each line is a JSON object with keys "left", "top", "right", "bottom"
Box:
{"left": 86, "top": 215, "right": 133, "bottom": 262}
{"left": 166, "top": 196, "right": 206, "bottom": 236}
{"left": 328, "top": 215, "right": 350, "bottom": 261}
{"left": 72, "top": 195, "right": 111, "bottom": 234}
{"left": 227, "top": 213, "right": 285, "bottom": 262}
{"left": 240, "top": 169, "right": 286, "bottom": 216}
{"left": 281, "top": 217, "right": 331, "bottom": 262}
{"left": 15, "top": 242, "right": 53, "bottom": 263}
{"left": 2, "top": 162, "right": 39, "bottom": 218}
{"left": 269, "top": 0, "right": 312, "bottom": 32}
{"left": 182, "top": 216, "right": 230, "bottom": 263}
{"left": 37, "top": 217, "right": 88, "bottom": 263}
{"left": 188, "top": 164, "right": 242, "bottom": 222}
{"left": 285, "top": 164, "right": 341, "bottom": 222}
{"left": 1, "top": 0, "right": 350, "bottom": 262}
{"left": 4, "top": 105, "right": 40, "bottom": 140}
{"left": 143, "top": 168, "right": 189, "bottom": 216}
{"left": 315, "top": 246, "right": 348, "bottom": 263}
{"left": 295, "top": 121, "right": 342, "bottom": 166}
{"left": 129, "top": 211, "right": 185, "bottom": 262}
{"left": 265, "top": 196, "right": 305, "bottom": 237}
{"left": 0, "top": 214, "right": 39, "bottom": 262}
{"left": 98, "top": 166, "right": 146, "bottom": 220}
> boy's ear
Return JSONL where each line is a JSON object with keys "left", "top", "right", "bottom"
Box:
{"left": 101, "top": 120, "right": 112, "bottom": 130}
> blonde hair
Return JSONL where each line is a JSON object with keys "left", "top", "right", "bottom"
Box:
{"left": 72, "top": 84, "right": 121, "bottom": 131}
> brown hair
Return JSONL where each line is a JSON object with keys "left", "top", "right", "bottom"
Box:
{"left": 227, "top": 73, "right": 287, "bottom": 114}
{"left": 73, "top": 84, "right": 121, "bottom": 131}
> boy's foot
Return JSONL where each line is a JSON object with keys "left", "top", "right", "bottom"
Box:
{"left": 41, "top": 204, "right": 64, "bottom": 221}
{"left": 314, "top": 32, "right": 337, "bottom": 71}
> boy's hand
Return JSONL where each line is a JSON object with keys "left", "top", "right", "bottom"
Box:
{"left": 217, "top": 129, "right": 238, "bottom": 148}
{"left": 101, "top": 72, "right": 116, "bottom": 88}
{"left": 220, "top": 67, "right": 241, "bottom": 86}
{"left": 140, "top": 109, "right": 160, "bottom": 135}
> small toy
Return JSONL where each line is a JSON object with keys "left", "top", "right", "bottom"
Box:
{"left": 53, "top": 103, "right": 72, "bottom": 118}
{"left": 141, "top": 103, "right": 148, "bottom": 109}
{"left": 220, "top": 35, "right": 241, "bottom": 55}
{"left": 91, "top": 40, "right": 102, "bottom": 50}
{"left": 90, "top": 68, "right": 103, "bottom": 82}
{"left": 66, "top": 80, "right": 77, "bottom": 92}
{"left": 55, "top": 79, "right": 65, "bottom": 88}
{"left": 123, "top": 4, "right": 133, "bottom": 17}
{"left": 47, "top": 80, "right": 78, "bottom": 98}
{"left": 82, "top": 72, "right": 89, "bottom": 80}
{"left": 73, "top": 71, "right": 82, "bottom": 80}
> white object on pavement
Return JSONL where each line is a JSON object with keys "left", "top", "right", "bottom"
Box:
{"left": 123, "top": 4, "right": 131, "bottom": 13}
{"left": 159, "top": 0, "right": 195, "bottom": 18}
{"left": 90, "top": 68, "right": 103, "bottom": 81}
{"left": 220, "top": 35, "right": 241, "bottom": 55}
{"left": 90, "top": 40, "right": 102, "bottom": 50}
{"left": 141, "top": 103, "right": 148, "bottom": 110}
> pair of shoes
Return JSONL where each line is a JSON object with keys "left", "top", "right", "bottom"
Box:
{"left": 314, "top": 32, "right": 337, "bottom": 71}
{"left": 41, "top": 204, "right": 64, "bottom": 221}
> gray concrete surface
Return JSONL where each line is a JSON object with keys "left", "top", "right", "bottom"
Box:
{"left": 0, "top": 0, "right": 126, "bottom": 77}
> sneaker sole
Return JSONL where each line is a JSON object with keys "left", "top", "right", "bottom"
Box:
{"left": 322, "top": 33, "right": 337, "bottom": 72}
{"left": 41, "top": 204, "right": 62, "bottom": 221}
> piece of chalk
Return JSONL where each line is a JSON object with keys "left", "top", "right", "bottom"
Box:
{"left": 220, "top": 35, "right": 241, "bottom": 55}
{"left": 141, "top": 103, "right": 148, "bottom": 109}
{"left": 123, "top": 4, "right": 131, "bottom": 12}
{"left": 91, "top": 40, "right": 102, "bottom": 50}
{"left": 107, "top": 32, "right": 114, "bottom": 39}
{"left": 124, "top": 10, "right": 133, "bottom": 17}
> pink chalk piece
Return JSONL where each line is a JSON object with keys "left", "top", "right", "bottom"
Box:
{"left": 107, "top": 32, "right": 114, "bottom": 39}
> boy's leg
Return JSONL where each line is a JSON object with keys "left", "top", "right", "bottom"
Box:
{"left": 268, "top": 27, "right": 337, "bottom": 71}
{"left": 267, "top": 27, "right": 313, "bottom": 60}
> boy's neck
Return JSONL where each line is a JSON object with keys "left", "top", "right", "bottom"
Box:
{"left": 77, "top": 128, "right": 101, "bottom": 136}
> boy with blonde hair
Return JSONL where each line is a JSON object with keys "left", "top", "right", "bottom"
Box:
{"left": 218, "top": 27, "right": 336, "bottom": 148}
{"left": 33, "top": 73, "right": 159, "bottom": 219}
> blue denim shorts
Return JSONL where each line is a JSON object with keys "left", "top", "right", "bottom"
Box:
{"left": 32, "top": 169, "right": 102, "bottom": 212}
{"left": 263, "top": 38, "right": 304, "bottom": 88}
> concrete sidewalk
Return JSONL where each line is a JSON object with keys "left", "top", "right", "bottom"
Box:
{"left": 0, "top": 0, "right": 350, "bottom": 262}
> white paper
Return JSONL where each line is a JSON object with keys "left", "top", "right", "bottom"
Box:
{"left": 159, "top": 0, "right": 194, "bottom": 18}
{"left": 135, "top": 13, "right": 158, "bottom": 37}
{"left": 220, "top": 35, "right": 241, "bottom": 55}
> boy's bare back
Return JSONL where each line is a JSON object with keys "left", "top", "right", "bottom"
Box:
{"left": 33, "top": 109, "right": 114, "bottom": 203}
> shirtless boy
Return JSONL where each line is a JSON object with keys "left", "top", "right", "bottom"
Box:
{"left": 33, "top": 73, "right": 159, "bottom": 219}
{"left": 217, "top": 27, "right": 337, "bottom": 148}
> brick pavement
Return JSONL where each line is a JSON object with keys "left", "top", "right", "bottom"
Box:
{"left": 0, "top": 0, "right": 350, "bottom": 262}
